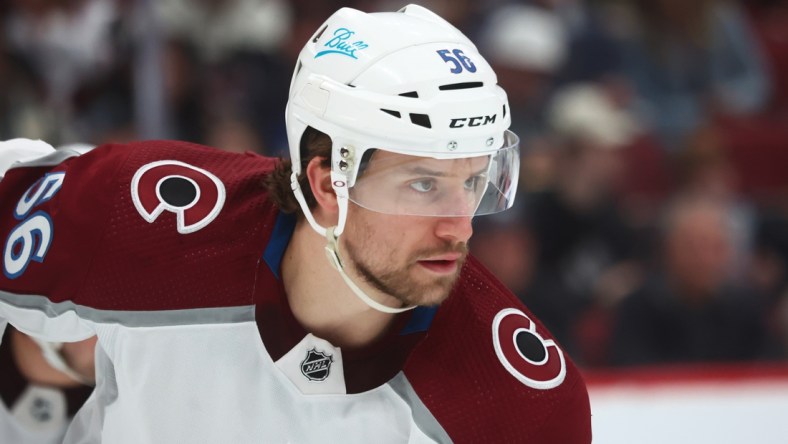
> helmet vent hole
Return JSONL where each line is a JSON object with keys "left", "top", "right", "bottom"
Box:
{"left": 312, "top": 25, "right": 328, "bottom": 43}
{"left": 399, "top": 91, "right": 419, "bottom": 98}
{"left": 381, "top": 109, "right": 402, "bottom": 118}
{"left": 439, "top": 82, "right": 484, "bottom": 91}
{"left": 409, "top": 113, "right": 432, "bottom": 128}
{"left": 503, "top": 104, "right": 507, "bottom": 118}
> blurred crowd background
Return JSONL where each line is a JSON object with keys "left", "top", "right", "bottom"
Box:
{"left": 1, "top": 0, "right": 787, "bottom": 370}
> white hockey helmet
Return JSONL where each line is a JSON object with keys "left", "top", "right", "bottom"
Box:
{"left": 286, "top": 4, "right": 520, "bottom": 237}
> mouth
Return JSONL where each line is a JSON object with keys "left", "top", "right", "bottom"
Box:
{"left": 417, "top": 253, "right": 463, "bottom": 275}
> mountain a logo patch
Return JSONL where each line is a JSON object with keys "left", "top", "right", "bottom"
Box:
{"left": 301, "top": 348, "right": 333, "bottom": 382}
{"left": 492, "top": 308, "right": 566, "bottom": 390}
{"left": 131, "top": 160, "right": 225, "bottom": 234}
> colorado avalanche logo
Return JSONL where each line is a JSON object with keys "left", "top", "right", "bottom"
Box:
{"left": 131, "top": 160, "right": 225, "bottom": 234}
{"left": 492, "top": 308, "right": 566, "bottom": 390}
{"left": 301, "top": 348, "right": 333, "bottom": 382}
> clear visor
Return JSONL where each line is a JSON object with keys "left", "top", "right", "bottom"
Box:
{"left": 348, "top": 131, "right": 520, "bottom": 217}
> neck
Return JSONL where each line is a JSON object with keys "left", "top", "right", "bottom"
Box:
{"left": 281, "top": 218, "right": 399, "bottom": 349}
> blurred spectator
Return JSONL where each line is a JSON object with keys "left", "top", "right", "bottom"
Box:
{"left": 613, "top": 0, "right": 772, "bottom": 149}
{"left": 752, "top": 207, "right": 788, "bottom": 304}
{"left": 200, "top": 50, "right": 292, "bottom": 154}
{"left": 525, "top": 0, "right": 625, "bottom": 85}
{"left": 478, "top": 3, "right": 568, "bottom": 140}
{"left": 672, "top": 124, "right": 757, "bottom": 279}
{"left": 157, "top": 38, "right": 204, "bottom": 143}
{"left": 151, "top": 0, "right": 294, "bottom": 152}
{"left": 153, "top": 0, "right": 292, "bottom": 63}
{"left": 550, "top": 81, "right": 663, "bottom": 231}
{"left": 1, "top": 0, "right": 124, "bottom": 144}
{"left": 511, "top": 83, "right": 646, "bottom": 365}
{"left": 751, "top": 203, "right": 788, "bottom": 358}
{"left": 610, "top": 194, "right": 769, "bottom": 366}
{"left": 0, "top": 49, "right": 50, "bottom": 141}
{"left": 0, "top": 0, "right": 295, "bottom": 151}
{"left": 771, "top": 287, "right": 788, "bottom": 359}
{"left": 548, "top": 83, "right": 641, "bottom": 154}
{"left": 4, "top": 0, "right": 119, "bottom": 107}
{"left": 471, "top": 219, "right": 537, "bottom": 300}
{"left": 744, "top": 0, "right": 788, "bottom": 114}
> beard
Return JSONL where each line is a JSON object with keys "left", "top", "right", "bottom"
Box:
{"left": 343, "top": 236, "right": 468, "bottom": 307}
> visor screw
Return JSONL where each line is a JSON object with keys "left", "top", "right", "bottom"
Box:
{"left": 447, "top": 141, "right": 458, "bottom": 151}
{"left": 486, "top": 137, "right": 494, "bottom": 147}
{"left": 340, "top": 146, "right": 351, "bottom": 159}
{"left": 339, "top": 160, "right": 350, "bottom": 171}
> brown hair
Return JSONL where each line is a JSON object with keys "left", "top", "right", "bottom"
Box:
{"left": 264, "top": 127, "right": 332, "bottom": 213}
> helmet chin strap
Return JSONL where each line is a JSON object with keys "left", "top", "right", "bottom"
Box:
{"left": 323, "top": 227, "right": 417, "bottom": 314}
{"left": 291, "top": 172, "right": 417, "bottom": 314}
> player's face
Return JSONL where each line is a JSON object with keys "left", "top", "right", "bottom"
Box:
{"left": 341, "top": 152, "right": 476, "bottom": 307}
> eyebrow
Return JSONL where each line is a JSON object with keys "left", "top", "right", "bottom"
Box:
{"left": 405, "top": 165, "right": 488, "bottom": 178}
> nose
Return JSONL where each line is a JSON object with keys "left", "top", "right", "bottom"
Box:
{"left": 434, "top": 215, "right": 473, "bottom": 244}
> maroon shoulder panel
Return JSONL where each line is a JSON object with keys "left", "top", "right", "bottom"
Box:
{"left": 404, "top": 255, "right": 592, "bottom": 443}
{"left": 0, "top": 140, "right": 280, "bottom": 311}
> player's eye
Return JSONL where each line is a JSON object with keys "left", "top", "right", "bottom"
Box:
{"left": 409, "top": 179, "right": 435, "bottom": 193}
{"left": 464, "top": 175, "right": 484, "bottom": 191}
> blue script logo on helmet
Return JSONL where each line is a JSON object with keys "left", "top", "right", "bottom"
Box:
{"left": 315, "top": 28, "right": 369, "bottom": 59}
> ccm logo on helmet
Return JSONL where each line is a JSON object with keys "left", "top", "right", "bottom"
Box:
{"left": 449, "top": 114, "right": 497, "bottom": 128}
{"left": 131, "top": 160, "right": 226, "bottom": 234}
{"left": 492, "top": 308, "right": 566, "bottom": 390}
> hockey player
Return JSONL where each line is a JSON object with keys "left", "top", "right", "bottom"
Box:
{"left": 0, "top": 5, "right": 591, "bottom": 443}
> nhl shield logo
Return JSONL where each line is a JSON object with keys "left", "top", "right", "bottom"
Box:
{"left": 301, "top": 348, "right": 333, "bottom": 381}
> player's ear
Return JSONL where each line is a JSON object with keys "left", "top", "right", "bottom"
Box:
{"left": 305, "top": 156, "right": 338, "bottom": 214}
